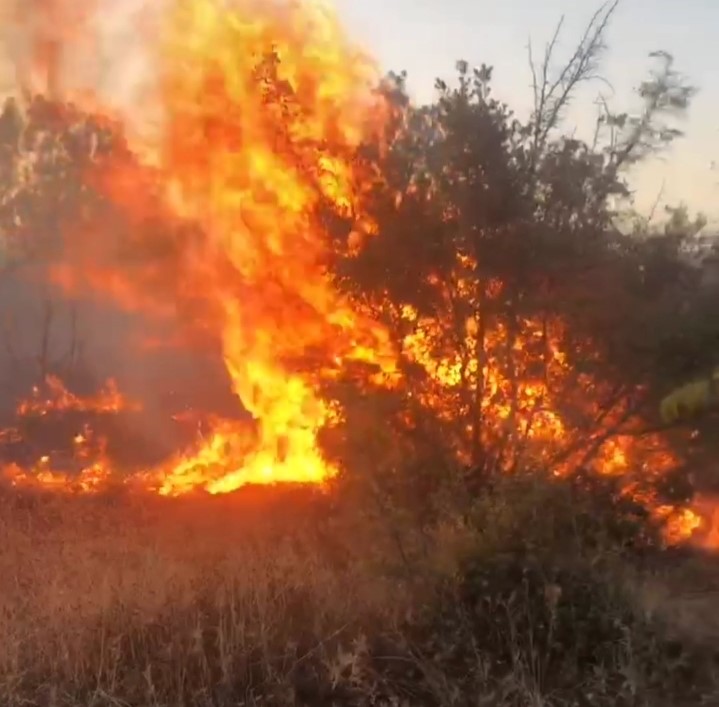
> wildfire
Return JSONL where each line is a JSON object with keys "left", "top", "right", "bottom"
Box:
{"left": 2, "top": 0, "right": 396, "bottom": 495}
{"left": 141, "top": 0, "right": 398, "bottom": 493}
{"left": 396, "top": 259, "right": 699, "bottom": 543}
{"left": 0, "top": 0, "right": 709, "bottom": 548}
{"left": 3, "top": 424, "right": 112, "bottom": 493}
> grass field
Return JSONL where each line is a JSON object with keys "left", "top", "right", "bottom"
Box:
{"left": 0, "top": 485, "right": 408, "bottom": 705}
{"left": 1, "top": 478, "right": 719, "bottom": 706}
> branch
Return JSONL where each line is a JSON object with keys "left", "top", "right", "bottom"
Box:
{"left": 532, "top": 2, "right": 619, "bottom": 158}
{"left": 610, "top": 418, "right": 698, "bottom": 438}
{"left": 548, "top": 382, "right": 642, "bottom": 469}
{"left": 646, "top": 179, "right": 666, "bottom": 225}
{"left": 610, "top": 51, "right": 696, "bottom": 174}
{"left": 528, "top": 37, "right": 539, "bottom": 122}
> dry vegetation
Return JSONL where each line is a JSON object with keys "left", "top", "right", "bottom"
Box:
{"left": 1, "top": 476, "right": 719, "bottom": 707}
{"left": 0, "top": 486, "right": 400, "bottom": 706}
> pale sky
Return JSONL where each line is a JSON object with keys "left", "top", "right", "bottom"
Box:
{"left": 336, "top": 0, "right": 719, "bottom": 222}
{"left": 1, "top": 0, "right": 716, "bottom": 222}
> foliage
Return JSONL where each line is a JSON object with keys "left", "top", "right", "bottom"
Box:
{"left": 328, "top": 6, "right": 719, "bottom": 512}
{"left": 660, "top": 369, "right": 719, "bottom": 424}
{"left": 0, "top": 95, "right": 120, "bottom": 270}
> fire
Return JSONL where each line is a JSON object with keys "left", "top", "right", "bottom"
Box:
{"left": 654, "top": 504, "right": 703, "bottom": 546}
{"left": 17, "top": 375, "right": 137, "bottom": 417}
{"left": 3, "top": 423, "right": 112, "bottom": 493}
{"left": 140, "top": 0, "right": 397, "bottom": 493}
{"left": 2, "top": 0, "right": 396, "bottom": 495}
{"left": 396, "top": 259, "right": 698, "bottom": 542}
{"left": 0, "top": 0, "right": 709, "bottom": 547}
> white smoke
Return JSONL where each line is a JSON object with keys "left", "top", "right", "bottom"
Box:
{"left": 0, "top": 0, "right": 162, "bottom": 140}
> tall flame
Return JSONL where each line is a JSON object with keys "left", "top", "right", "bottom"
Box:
{"left": 143, "top": 0, "right": 396, "bottom": 492}
{"left": 3, "top": 0, "right": 397, "bottom": 493}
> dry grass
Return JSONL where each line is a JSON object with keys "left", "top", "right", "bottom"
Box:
{"left": 1, "top": 479, "right": 718, "bottom": 706}
{"left": 0, "top": 487, "right": 409, "bottom": 706}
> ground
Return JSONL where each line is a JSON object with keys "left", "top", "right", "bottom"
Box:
{"left": 2, "top": 478, "right": 719, "bottom": 706}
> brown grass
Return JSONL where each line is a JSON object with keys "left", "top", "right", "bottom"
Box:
{"left": 0, "top": 486, "right": 410, "bottom": 705}
{"left": 1, "top": 479, "right": 718, "bottom": 706}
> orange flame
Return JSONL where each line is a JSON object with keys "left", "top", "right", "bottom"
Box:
{"left": 142, "top": 0, "right": 397, "bottom": 493}
{"left": 3, "top": 0, "right": 397, "bottom": 495}
{"left": 17, "top": 375, "right": 137, "bottom": 417}
{"left": 0, "top": 0, "right": 708, "bottom": 547}
{"left": 397, "top": 264, "right": 702, "bottom": 544}
{"left": 3, "top": 423, "right": 112, "bottom": 493}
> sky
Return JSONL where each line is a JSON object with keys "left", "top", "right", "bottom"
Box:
{"left": 336, "top": 0, "right": 719, "bottom": 223}
{"left": 0, "top": 0, "right": 716, "bottom": 223}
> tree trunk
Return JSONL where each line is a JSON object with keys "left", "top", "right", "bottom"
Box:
{"left": 470, "top": 283, "right": 487, "bottom": 469}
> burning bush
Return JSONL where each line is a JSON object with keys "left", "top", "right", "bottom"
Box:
{"left": 0, "top": 0, "right": 713, "bottom": 545}
{"left": 0, "top": 0, "right": 718, "bottom": 704}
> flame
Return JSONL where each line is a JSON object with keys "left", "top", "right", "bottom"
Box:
{"left": 17, "top": 375, "right": 137, "bottom": 417}
{"left": 396, "top": 258, "right": 700, "bottom": 543}
{"left": 140, "top": 0, "right": 397, "bottom": 493}
{"left": 654, "top": 504, "right": 703, "bottom": 546}
{"left": 0, "top": 0, "right": 709, "bottom": 547}
{"left": 3, "top": 423, "right": 112, "bottom": 493}
{"left": 3, "top": 0, "right": 396, "bottom": 495}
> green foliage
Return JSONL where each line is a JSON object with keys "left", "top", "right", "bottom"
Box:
{"left": 394, "top": 549, "right": 719, "bottom": 706}
{"left": 660, "top": 370, "right": 719, "bottom": 424}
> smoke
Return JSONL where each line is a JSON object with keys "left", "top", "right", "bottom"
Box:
{"left": 0, "top": 258, "right": 239, "bottom": 465}
{"left": 0, "top": 0, "right": 162, "bottom": 143}
{"left": 1, "top": 0, "right": 96, "bottom": 98}
{"left": 0, "top": 1, "right": 238, "bottom": 453}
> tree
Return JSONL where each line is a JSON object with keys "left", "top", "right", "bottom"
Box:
{"left": 331, "top": 2, "right": 705, "bottom": 523}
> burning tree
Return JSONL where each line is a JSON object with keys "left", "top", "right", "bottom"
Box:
{"left": 0, "top": 0, "right": 401, "bottom": 496}
{"left": 0, "top": 0, "right": 715, "bottom": 550}
{"left": 330, "top": 7, "right": 711, "bottom": 543}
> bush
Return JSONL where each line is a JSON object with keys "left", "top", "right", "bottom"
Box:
{"left": 388, "top": 548, "right": 719, "bottom": 706}
{"left": 328, "top": 467, "right": 719, "bottom": 707}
